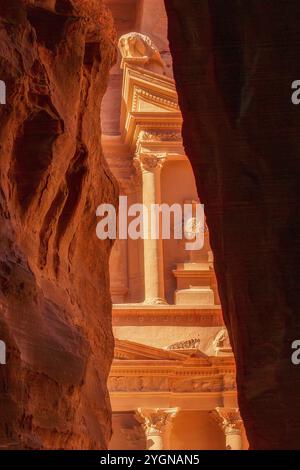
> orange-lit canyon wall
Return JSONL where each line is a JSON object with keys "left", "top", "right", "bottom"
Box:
{"left": 0, "top": 0, "right": 117, "bottom": 449}
{"left": 165, "top": 0, "right": 300, "bottom": 450}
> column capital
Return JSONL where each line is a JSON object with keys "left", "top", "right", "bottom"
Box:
{"left": 134, "top": 152, "right": 167, "bottom": 173}
{"left": 212, "top": 407, "right": 242, "bottom": 436}
{"left": 135, "top": 407, "right": 179, "bottom": 437}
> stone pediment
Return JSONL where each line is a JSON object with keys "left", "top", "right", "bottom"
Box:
{"left": 114, "top": 339, "right": 212, "bottom": 365}
{"left": 109, "top": 344, "right": 236, "bottom": 395}
{"left": 114, "top": 338, "right": 192, "bottom": 361}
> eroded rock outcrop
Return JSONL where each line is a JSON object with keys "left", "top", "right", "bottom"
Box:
{"left": 165, "top": 0, "right": 300, "bottom": 449}
{"left": 0, "top": 0, "right": 117, "bottom": 449}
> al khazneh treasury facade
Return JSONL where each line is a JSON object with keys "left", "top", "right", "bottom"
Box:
{"left": 103, "top": 0, "right": 247, "bottom": 450}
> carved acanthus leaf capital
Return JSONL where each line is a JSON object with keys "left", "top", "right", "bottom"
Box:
{"left": 134, "top": 153, "right": 167, "bottom": 173}
{"left": 135, "top": 408, "right": 179, "bottom": 436}
{"left": 213, "top": 408, "right": 242, "bottom": 435}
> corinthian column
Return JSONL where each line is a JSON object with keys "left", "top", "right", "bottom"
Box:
{"left": 134, "top": 153, "right": 166, "bottom": 304}
{"left": 135, "top": 407, "right": 179, "bottom": 450}
{"left": 213, "top": 408, "right": 243, "bottom": 450}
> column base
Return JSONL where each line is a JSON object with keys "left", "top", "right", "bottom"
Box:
{"left": 143, "top": 298, "right": 168, "bottom": 305}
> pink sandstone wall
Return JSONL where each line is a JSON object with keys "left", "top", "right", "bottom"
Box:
{"left": 0, "top": 0, "right": 117, "bottom": 449}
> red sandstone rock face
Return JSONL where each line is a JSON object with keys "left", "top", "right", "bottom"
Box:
{"left": 165, "top": 0, "right": 300, "bottom": 449}
{"left": 0, "top": 0, "right": 117, "bottom": 449}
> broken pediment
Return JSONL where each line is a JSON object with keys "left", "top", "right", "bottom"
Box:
{"left": 120, "top": 65, "right": 181, "bottom": 148}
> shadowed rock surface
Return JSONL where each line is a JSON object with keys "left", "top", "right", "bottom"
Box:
{"left": 165, "top": 0, "right": 300, "bottom": 449}
{"left": 0, "top": 0, "right": 117, "bottom": 449}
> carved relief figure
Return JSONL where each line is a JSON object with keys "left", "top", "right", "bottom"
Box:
{"left": 118, "top": 32, "right": 165, "bottom": 74}
{"left": 213, "top": 328, "right": 232, "bottom": 355}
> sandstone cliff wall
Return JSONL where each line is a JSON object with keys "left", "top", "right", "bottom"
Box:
{"left": 0, "top": 0, "right": 117, "bottom": 449}
{"left": 165, "top": 0, "right": 300, "bottom": 449}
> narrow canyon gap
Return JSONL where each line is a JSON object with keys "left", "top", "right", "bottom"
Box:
{"left": 165, "top": 0, "right": 300, "bottom": 449}
{"left": 0, "top": 0, "right": 117, "bottom": 448}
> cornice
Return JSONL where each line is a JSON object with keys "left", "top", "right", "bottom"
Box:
{"left": 123, "top": 112, "right": 182, "bottom": 149}
{"left": 112, "top": 305, "right": 224, "bottom": 326}
{"left": 132, "top": 86, "right": 179, "bottom": 113}
{"left": 110, "top": 360, "right": 235, "bottom": 375}
{"left": 120, "top": 62, "right": 182, "bottom": 150}
{"left": 124, "top": 64, "right": 177, "bottom": 95}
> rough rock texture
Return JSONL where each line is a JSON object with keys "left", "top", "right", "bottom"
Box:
{"left": 0, "top": 0, "right": 117, "bottom": 449}
{"left": 165, "top": 0, "right": 300, "bottom": 449}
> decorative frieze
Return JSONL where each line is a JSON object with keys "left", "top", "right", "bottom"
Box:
{"left": 137, "top": 130, "right": 182, "bottom": 143}
{"left": 108, "top": 338, "right": 236, "bottom": 393}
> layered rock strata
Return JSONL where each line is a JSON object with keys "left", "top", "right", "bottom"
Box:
{"left": 0, "top": 0, "right": 117, "bottom": 449}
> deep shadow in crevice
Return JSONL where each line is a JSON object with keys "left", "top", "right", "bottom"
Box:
{"left": 26, "top": 6, "right": 69, "bottom": 52}
{"left": 12, "top": 110, "right": 63, "bottom": 212}
{"left": 53, "top": 144, "right": 88, "bottom": 275}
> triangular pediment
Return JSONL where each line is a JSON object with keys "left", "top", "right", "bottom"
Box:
{"left": 114, "top": 339, "right": 189, "bottom": 361}
{"left": 113, "top": 339, "right": 212, "bottom": 365}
